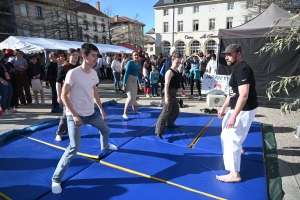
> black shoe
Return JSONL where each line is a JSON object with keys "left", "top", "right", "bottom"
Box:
{"left": 156, "top": 134, "right": 163, "bottom": 139}
{"left": 167, "top": 124, "right": 178, "bottom": 128}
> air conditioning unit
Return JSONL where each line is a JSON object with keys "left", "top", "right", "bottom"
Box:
{"left": 206, "top": 94, "right": 226, "bottom": 107}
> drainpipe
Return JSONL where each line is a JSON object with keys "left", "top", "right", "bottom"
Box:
{"left": 172, "top": 6, "right": 175, "bottom": 46}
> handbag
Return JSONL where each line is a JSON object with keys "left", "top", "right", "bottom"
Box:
{"left": 31, "top": 79, "right": 43, "bottom": 90}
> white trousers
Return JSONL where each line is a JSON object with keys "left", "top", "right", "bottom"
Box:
{"left": 221, "top": 108, "right": 258, "bottom": 172}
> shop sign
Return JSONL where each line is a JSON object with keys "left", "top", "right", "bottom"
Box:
{"left": 184, "top": 35, "right": 193, "bottom": 39}
{"left": 200, "top": 34, "right": 216, "bottom": 39}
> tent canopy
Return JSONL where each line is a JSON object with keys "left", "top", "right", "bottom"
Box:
{"left": 0, "top": 36, "right": 133, "bottom": 54}
{"left": 218, "top": 3, "right": 300, "bottom": 39}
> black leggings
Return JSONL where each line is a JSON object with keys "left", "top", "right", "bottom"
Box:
{"left": 190, "top": 77, "right": 201, "bottom": 96}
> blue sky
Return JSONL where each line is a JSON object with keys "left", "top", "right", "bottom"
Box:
{"left": 88, "top": 0, "right": 158, "bottom": 33}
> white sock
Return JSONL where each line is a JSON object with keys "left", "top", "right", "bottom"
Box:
{"left": 52, "top": 182, "right": 62, "bottom": 194}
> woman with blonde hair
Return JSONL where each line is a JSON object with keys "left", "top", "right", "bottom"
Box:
{"left": 122, "top": 51, "right": 142, "bottom": 120}
{"left": 111, "top": 54, "right": 122, "bottom": 92}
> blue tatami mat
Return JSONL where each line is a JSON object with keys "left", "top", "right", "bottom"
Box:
{"left": 103, "top": 137, "right": 268, "bottom": 200}
{"left": 140, "top": 113, "right": 213, "bottom": 147}
{"left": 40, "top": 162, "right": 206, "bottom": 200}
{"left": 193, "top": 118, "right": 264, "bottom": 163}
{"left": 18, "top": 105, "right": 159, "bottom": 159}
{"left": 0, "top": 135, "right": 94, "bottom": 200}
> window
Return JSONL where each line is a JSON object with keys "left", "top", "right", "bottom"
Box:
{"left": 79, "top": 27, "right": 83, "bottom": 41}
{"left": 101, "top": 24, "right": 105, "bottom": 32}
{"left": 121, "top": 23, "right": 125, "bottom": 29}
{"left": 163, "top": 22, "right": 168, "bottom": 32}
{"left": 178, "top": 8, "right": 183, "bottom": 15}
{"left": 93, "top": 24, "right": 97, "bottom": 31}
{"left": 102, "top": 37, "right": 106, "bottom": 44}
{"left": 69, "top": 30, "right": 73, "bottom": 39}
{"left": 94, "top": 36, "right": 98, "bottom": 43}
{"left": 23, "top": 25, "right": 30, "bottom": 36}
{"left": 38, "top": 26, "right": 45, "bottom": 37}
{"left": 193, "top": 20, "right": 199, "bottom": 31}
{"left": 67, "top": 14, "right": 71, "bottom": 23}
{"left": 84, "top": 22, "right": 88, "bottom": 30}
{"left": 176, "top": 41, "right": 185, "bottom": 55}
{"left": 190, "top": 41, "right": 201, "bottom": 55}
{"left": 164, "top": 9, "right": 169, "bottom": 16}
{"left": 162, "top": 41, "right": 171, "bottom": 56}
{"left": 93, "top": 16, "right": 96, "bottom": 21}
{"left": 140, "top": 26, "right": 143, "bottom": 31}
{"left": 36, "top": 6, "right": 42, "bottom": 18}
{"left": 85, "top": 35, "right": 90, "bottom": 42}
{"left": 209, "top": 18, "right": 215, "bottom": 30}
{"left": 227, "top": 17, "right": 233, "bottom": 29}
{"left": 228, "top": 3, "right": 234, "bottom": 10}
{"left": 178, "top": 21, "right": 183, "bottom": 32}
{"left": 193, "top": 6, "right": 199, "bottom": 13}
{"left": 150, "top": 47, "right": 153, "bottom": 51}
{"left": 206, "top": 40, "right": 217, "bottom": 54}
{"left": 20, "top": 4, "right": 27, "bottom": 17}
{"left": 130, "top": 24, "right": 133, "bottom": 29}
{"left": 121, "top": 34, "right": 125, "bottom": 40}
{"left": 245, "top": 16, "right": 252, "bottom": 22}
{"left": 52, "top": 11, "right": 58, "bottom": 21}
{"left": 54, "top": 29, "right": 60, "bottom": 39}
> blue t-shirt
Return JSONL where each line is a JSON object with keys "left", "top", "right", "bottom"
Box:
{"left": 150, "top": 70, "right": 159, "bottom": 84}
{"left": 187, "top": 58, "right": 201, "bottom": 70}
{"left": 123, "top": 60, "right": 141, "bottom": 87}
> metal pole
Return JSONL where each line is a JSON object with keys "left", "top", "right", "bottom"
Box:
{"left": 172, "top": 6, "right": 174, "bottom": 46}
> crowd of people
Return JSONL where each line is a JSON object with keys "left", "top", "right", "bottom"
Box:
{"left": 0, "top": 43, "right": 258, "bottom": 191}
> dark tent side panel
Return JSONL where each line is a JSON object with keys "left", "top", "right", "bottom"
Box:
{"left": 218, "top": 38, "right": 300, "bottom": 108}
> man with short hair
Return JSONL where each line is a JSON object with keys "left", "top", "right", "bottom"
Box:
{"left": 51, "top": 43, "right": 117, "bottom": 194}
{"left": 217, "top": 44, "right": 258, "bottom": 183}
{"left": 55, "top": 48, "right": 79, "bottom": 141}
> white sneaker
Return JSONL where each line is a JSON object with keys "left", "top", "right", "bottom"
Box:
{"left": 107, "top": 143, "right": 118, "bottom": 150}
{"left": 52, "top": 182, "right": 62, "bottom": 194}
{"left": 122, "top": 114, "right": 129, "bottom": 120}
{"left": 55, "top": 135, "right": 62, "bottom": 142}
{"left": 34, "top": 100, "right": 39, "bottom": 105}
{"left": 9, "top": 107, "right": 17, "bottom": 113}
{"left": 146, "top": 94, "right": 150, "bottom": 97}
{"left": 133, "top": 110, "right": 141, "bottom": 114}
{"left": 198, "top": 96, "right": 202, "bottom": 100}
{"left": 188, "top": 95, "right": 193, "bottom": 99}
{"left": 41, "top": 100, "right": 45, "bottom": 104}
{"left": 3, "top": 110, "right": 10, "bottom": 115}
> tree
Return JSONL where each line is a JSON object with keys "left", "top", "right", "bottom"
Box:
{"left": 258, "top": 12, "right": 300, "bottom": 114}
{"left": 128, "top": 13, "right": 145, "bottom": 49}
{"left": 243, "top": 0, "right": 300, "bottom": 14}
{"left": 101, "top": 3, "right": 114, "bottom": 44}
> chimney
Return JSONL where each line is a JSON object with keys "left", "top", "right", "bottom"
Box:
{"left": 96, "top": 1, "right": 100, "bottom": 11}
{"left": 114, "top": 15, "right": 118, "bottom": 22}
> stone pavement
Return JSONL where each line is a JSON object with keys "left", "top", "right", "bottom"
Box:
{"left": 0, "top": 79, "right": 299, "bottom": 199}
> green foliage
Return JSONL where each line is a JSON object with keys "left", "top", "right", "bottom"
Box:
{"left": 259, "top": 13, "right": 300, "bottom": 114}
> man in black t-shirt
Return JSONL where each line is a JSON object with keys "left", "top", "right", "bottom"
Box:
{"left": 216, "top": 44, "right": 258, "bottom": 183}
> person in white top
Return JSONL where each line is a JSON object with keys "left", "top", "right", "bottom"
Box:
{"left": 105, "top": 54, "right": 113, "bottom": 80}
{"left": 111, "top": 54, "right": 122, "bottom": 92}
{"left": 206, "top": 54, "right": 218, "bottom": 75}
{"left": 51, "top": 43, "right": 118, "bottom": 195}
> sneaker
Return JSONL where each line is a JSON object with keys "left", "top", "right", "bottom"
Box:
{"left": 52, "top": 182, "right": 62, "bottom": 194}
{"left": 55, "top": 135, "right": 62, "bottom": 142}
{"left": 156, "top": 94, "right": 160, "bottom": 97}
{"left": 107, "top": 143, "right": 118, "bottom": 151}
{"left": 122, "top": 114, "right": 129, "bottom": 120}
{"left": 34, "top": 100, "right": 39, "bottom": 105}
{"left": 153, "top": 94, "right": 157, "bottom": 97}
{"left": 41, "top": 100, "right": 45, "bottom": 104}
{"left": 3, "top": 110, "right": 10, "bottom": 115}
{"left": 198, "top": 96, "right": 202, "bottom": 100}
{"left": 146, "top": 94, "right": 150, "bottom": 97}
{"left": 188, "top": 95, "right": 193, "bottom": 99}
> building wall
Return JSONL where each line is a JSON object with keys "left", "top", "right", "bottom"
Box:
{"left": 78, "top": 11, "right": 109, "bottom": 44}
{"left": 0, "top": 0, "right": 15, "bottom": 41}
{"left": 12, "top": 0, "right": 78, "bottom": 40}
{"left": 155, "top": 1, "right": 257, "bottom": 56}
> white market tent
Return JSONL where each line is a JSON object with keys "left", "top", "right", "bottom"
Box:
{"left": 0, "top": 36, "right": 133, "bottom": 54}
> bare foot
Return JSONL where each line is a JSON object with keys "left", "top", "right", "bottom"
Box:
{"left": 241, "top": 148, "right": 245, "bottom": 154}
{"left": 216, "top": 174, "right": 242, "bottom": 182}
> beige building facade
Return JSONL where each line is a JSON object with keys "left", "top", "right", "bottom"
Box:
{"left": 110, "top": 15, "right": 145, "bottom": 48}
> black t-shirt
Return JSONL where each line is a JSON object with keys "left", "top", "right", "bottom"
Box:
{"left": 56, "top": 63, "right": 77, "bottom": 83}
{"left": 0, "top": 59, "right": 12, "bottom": 81}
{"left": 229, "top": 61, "right": 258, "bottom": 111}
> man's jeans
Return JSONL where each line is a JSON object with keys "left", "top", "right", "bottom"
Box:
{"left": 52, "top": 111, "right": 110, "bottom": 183}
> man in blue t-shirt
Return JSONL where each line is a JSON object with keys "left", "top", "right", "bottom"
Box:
{"left": 217, "top": 44, "right": 258, "bottom": 183}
